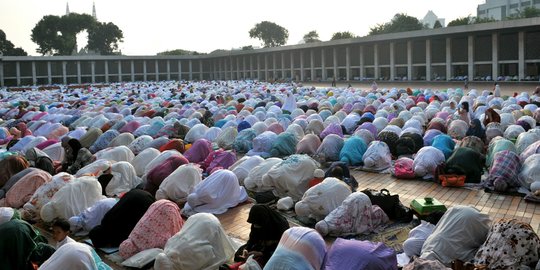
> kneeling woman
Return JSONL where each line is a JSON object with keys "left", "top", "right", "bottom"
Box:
{"left": 154, "top": 213, "right": 236, "bottom": 270}
{"left": 119, "top": 199, "right": 184, "bottom": 259}
{"left": 61, "top": 138, "right": 94, "bottom": 175}
{"left": 183, "top": 169, "right": 248, "bottom": 215}
{"left": 420, "top": 205, "right": 491, "bottom": 266}
{"left": 264, "top": 227, "right": 327, "bottom": 270}
{"left": 232, "top": 204, "right": 289, "bottom": 269}
{"left": 89, "top": 189, "right": 155, "bottom": 248}
{"left": 474, "top": 219, "right": 540, "bottom": 269}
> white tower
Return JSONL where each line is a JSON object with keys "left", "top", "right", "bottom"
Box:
{"left": 92, "top": 2, "right": 97, "bottom": 20}
{"left": 66, "top": 2, "right": 70, "bottom": 15}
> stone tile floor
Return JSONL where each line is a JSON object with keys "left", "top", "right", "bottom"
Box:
{"left": 224, "top": 170, "right": 540, "bottom": 241}
{"left": 37, "top": 170, "right": 540, "bottom": 269}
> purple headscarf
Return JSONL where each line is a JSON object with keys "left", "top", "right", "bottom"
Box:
{"left": 324, "top": 238, "right": 398, "bottom": 270}
{"left": 184, "top": 139, "right": 212, "bottom": 163}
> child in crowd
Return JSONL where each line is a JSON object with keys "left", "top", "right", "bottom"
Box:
{"left": 52, "top": 218, "right": 75, "bottom": 249}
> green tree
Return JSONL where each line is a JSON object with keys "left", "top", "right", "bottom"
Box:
{"left": 241, "top": 45, "right": 254, "bottom": 50}
{"left": 447, "top": 16, "right": 473, "bottom": 26}
{"left": 31, "top": 15, "right": 62, "bottom": 55}
{"left": 31, "top": 13, "right": 123, "bottom": 55}
{"left": 522, "top": 6, "right": 540, "bottom": 18}
{"left": 473, "top": 17, "right": 496, "bottom": 23}
{"left": 157, "top": 49, "right": 204, "bottom": 55}
{"left": 507, "top": 6, "right": 540, "bottom": 19}
{"left": 32, "top": 13, "right": 95, "bottom": 55}
{"left": 331, "top": 31, "right": 355, "bottom": 40}
{"left": 249, "top": 21, "right": 288, "bottom": 48}
{"left": 447, "top": 15, "right": 496, "bottom": 27}
{"left": 433, "top": 20, "right": 443, "bottom": 28}
{"left": 0, "top": 29, "right": 27, "bottom": 56}
{"left": 210, "top": 49, "right": 228, "bottom": 55}
{"left": 303, "top": 30, "right": 321, "bottom": 43}
{"left": 87, "top": 22, "right": 123, "bottom": 55}
{"left": 369, "top": 13, "right": 425, "bottom": 35}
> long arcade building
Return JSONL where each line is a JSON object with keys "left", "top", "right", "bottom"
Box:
{"left": 1, "top": 17, "right": 539, "bottom": 87}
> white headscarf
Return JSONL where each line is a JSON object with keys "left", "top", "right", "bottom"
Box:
{"left": 20, "top": 172, "right": 75, "bottom": 222}
{"left": 184, "top": 123, "right": 209, "bottom": 143}
{"left": 108, "top": 133, "right": 135, "bottom": 147}
{"left": 243, "top": 157, "right": 282, "bottom": 192}
{"left": 154, "top": 213, "right": 235, "bottom": 270}
{"left": 262, "top": 154, "right": 320, "bottom": 201}
{"left": 229, "top": 155, "right": 265, "bottom": 185}
{"left": 130, "top": 148, "right": 160, "bottom": 177}
{"left": 421, "top": 205, "right": 492, "bottom": 266}
{"left": 40, "top": 242, "right": 99, "bottom": 270}
{"left": 184, "top": 170, "right": 248, "bottom": 215}
{"left": 295, "top": 177, "right": 352, "bottom": 221}
{"left": 40, "top": 176, "right": 105, "bottom": 222}
{"left": 68, "top": 197, "right": 118, "bottom": 233}
{"left": 0, "top": 207, "right": 14, "bottom": 226}
{"left": 76, "top": 159, "right": 113, "bottom": 177}
{"left": 143, "top": 150, "right": 182, "bottom": 176}
{"left": 42, "top": 142, "right": 65, "bottom": 162}
{"left": 155, "top": 164, "right": 202, "bottom": 204}
{"left": 95, "top": 145, "right": 135, "bottom": 163}
{"left": 203, "top": 127, "right": 222, "bottom": 142}
{"left": 106, "top": 161, "right": 142, "bottom": 197}
{"left": 282, "top": 93, "right": 297, "bottom": 113}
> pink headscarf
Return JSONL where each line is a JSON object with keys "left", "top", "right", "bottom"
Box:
{"left": 119, "top": 121, "right": 141, "bottom": 133}
{"left": 296, "top": 134, "right": 322, "bottom": 155}
{"left": 119, "top": 200, "right": 184, "bottom": 259}
{"left": 267, "top": 123, "right": 284, "bottom": 134}
{"left": 0, "top": 169, "right": 52, "bottom": 208}
{"left": 36, "top": 139, "right": 59, "bottom": 150}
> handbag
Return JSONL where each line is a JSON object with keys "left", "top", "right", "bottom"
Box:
{"left": 439, "top": 174, "right": 466, "bottom": 187}
{"left": 360, "top": 188, "right": 413, "bottom": 222}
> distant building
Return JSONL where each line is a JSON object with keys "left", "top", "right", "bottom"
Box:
{"left": 65, "top": 2, "right": 97, "bottom": 19}
{"left": 92, "top": 2, "right": 97, "bottom": 20}
{"left": 2, "top": 18, "right": 540, "bottom": 86}
{"left": 477, "top": 0, "right": 540, "bottom": 20}
{"left": 422, "top": 10, "right": 445, "bottom": 28}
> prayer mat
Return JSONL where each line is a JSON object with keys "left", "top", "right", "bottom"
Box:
{"left": 352, "top": 220, "right": 420, "bottom": 254}
{"left": 353, "top": 165, "right": 392, "bottom": 174}
{"left": 484, "top": 186, "right": 527, "bottom": 197}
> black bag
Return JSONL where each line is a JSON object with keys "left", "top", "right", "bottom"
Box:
{"left": 361, "top": 188, "right": 414, "bottom": 223}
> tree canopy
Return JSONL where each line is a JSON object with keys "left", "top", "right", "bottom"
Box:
{"left": 0, "top": 30, "right": 27, "bottom": 56}
{"left": 331, "top": 31, "right": 356, "bottom": 40}
{"left": 369, "top": 13, "right": 425, "bottom": 35}
{"left": 87, "top": 22, "right": 123, "bottom": 55}
{"left": 447, "top": 16, "right": 473, "bottom": 26}
{"left": 507, "top": 6, "right": 540, "bottom": 19}
{"left": 303, "top": 30, "right": 321, "bottom": 43}
{"left": 157, "top": 49, "right": 204, "bottom": 56}
{"left": 433, "top": 20, "right": 443, "bottom": 29}
{"left": 521, "top": 6, "right": 540, "bottom": 18}
{"left": 31, "top": 13, "right": 123, "bottom": 55}
{"left": 447, "top": 15, "right": 496, "bottom": 27}
{"left": 249, "top": 21, "right": 288, "bottom": 48}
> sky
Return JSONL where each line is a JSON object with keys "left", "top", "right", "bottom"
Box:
{"left": 0, "top": 0, "right": 486, "bottom": 56}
